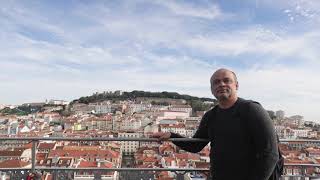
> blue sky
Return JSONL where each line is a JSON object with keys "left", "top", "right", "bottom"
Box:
{"left": 1, "top": 0, "right": 320, "bottom": 122}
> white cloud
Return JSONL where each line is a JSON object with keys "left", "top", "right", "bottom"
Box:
{"left": 151, "top": 0, "right": 222, "bottom": 19}
{"left": 184, "top": 27, "right": 320, "bottom": 65}
{"left": 238, "top": 67, "right": 320, "bottom": 122}
{"left": 0, "top": 2, "right": 66, "bottom": 40}
{"left": 0, "top": 31, "right": 144, "bottom": 67}
{"left": 1, "top": 0, "right": 320, "bottom": 122}
{"left": 259, "top": 0, "right": 320, "bottom": 23}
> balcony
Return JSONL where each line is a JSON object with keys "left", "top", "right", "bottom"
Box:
{"left": 0, "top": 137, "right": 319, "bottom": 180}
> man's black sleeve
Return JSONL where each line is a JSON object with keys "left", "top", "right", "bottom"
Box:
{"left": 170, "top": 111, "right": 210, "bottom": 153}
{"left": 247, "top": 102, "right": 279, "bottom": 180}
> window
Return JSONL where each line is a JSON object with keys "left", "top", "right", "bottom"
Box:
{"left": 293, "top": 169, "right": 300, "bottom": 175}
{"left": 287, "top": 169, "right": 292, "bottom": 175}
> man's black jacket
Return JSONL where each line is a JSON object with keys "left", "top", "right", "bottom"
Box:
{"left": 171, "top": 98, "right": 279, "bottom": 180}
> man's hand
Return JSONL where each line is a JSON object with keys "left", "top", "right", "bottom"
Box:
{"left": 151, "top": 132, "right": 171, "bottom": 141}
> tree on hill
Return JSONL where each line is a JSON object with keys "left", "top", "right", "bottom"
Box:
{"left": 72, "top": 90, "right": 216, "bottom": 105}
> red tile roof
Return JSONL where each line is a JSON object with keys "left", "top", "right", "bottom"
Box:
{"left": 159, "top": 145, "right": 175, "bottom": 154}
{"left": 285, "top": 158, "right": 313, "bottom": 164}
{"left": 305, "top": 147, "right": 320, "bottom": 154}
{"left": 281, "top": 150, "right": 301, "bottom": 157}
{"left": 0, "top": 160, "right": 30, "bottom": 168}
{"left": 0, "top": 150, "right": 23, "bottom": 157}
{"left": 143, "top": 157, "right": 158, "bottom": 163}
{"left": 63, "top": 146, "right": 100, "bottom": 151}
{"left": 38, "top": 142, "right": 56, "bottom": 149}
{"left": 194, "top": 162, "right": 210, "bottom": 168}
{"left": 48, "top": 149, "right": 120, "bottom": 159}
{"left": 36, "top": 153, "right": 47, "bottom": 159}
{"left": 175, "top": 153, "right": 200, "bottom": 161}
{"left": 78, "top": 160, "right": 113, "bottom": 168}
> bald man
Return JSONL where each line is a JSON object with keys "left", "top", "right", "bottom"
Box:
{"left": 153, "top": 68, "right": 279, "bottom": 180}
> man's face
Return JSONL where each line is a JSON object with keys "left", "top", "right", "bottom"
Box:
{"left": 210, "top": 70, "right": 238, "bottom": 101}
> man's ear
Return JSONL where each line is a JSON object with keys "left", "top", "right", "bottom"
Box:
{"left": 236, "top": 81, "right": 239, "bottom": 90}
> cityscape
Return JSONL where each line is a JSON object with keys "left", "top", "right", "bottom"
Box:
{"left": 0, "top": 90, "right": 319, "bottom": 180}
{"left": 1, "top": 0, "right": 320, "bottom": 180}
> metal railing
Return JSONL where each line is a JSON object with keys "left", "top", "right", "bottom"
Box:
{"left": 0, "top": 137, "right": 320, "bottom": 179}
{"left": 0, "top": 137, "right": 209, "bottom": 178}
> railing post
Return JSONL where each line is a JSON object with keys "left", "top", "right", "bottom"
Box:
{"left": 53, "top": 170, "right": 58, "bottom": 179}
{"left": 32, "top": 140, "right": 37, "bottom": 173}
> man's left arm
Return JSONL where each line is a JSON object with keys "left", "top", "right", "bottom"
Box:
{"left": 247, "top": 102, "right": 279, "bottom": 180}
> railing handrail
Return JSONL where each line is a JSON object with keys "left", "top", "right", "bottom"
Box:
{"left": 0, "top": 167, "right": 209, "bottom": 172}
{"left": 0, "top": 137, "right": 320, "bottom": 142}
{"left": 0, "top": 137, "right": 208, "bottom": 142}
{"left": 1, "top": 163, "right": 320, "bottom": 172}
{"left": 1, "top": 137, "right": 320, "bottom": 178}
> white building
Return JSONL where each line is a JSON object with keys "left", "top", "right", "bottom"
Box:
{"left": 127, "top": 103, "right": 150, "bottom": 114}
{"left": 160, "top": 124, "right": 187, "bottom": 136}
{"left": 7, "top": 122, "right": 19, "bottom": 135}
{"left": 274, "top": 125, "right": 285, "bottom": 137}
{"left": 47, "top": 99, "right": 69, "bottom": 105}
{"left": 89, "top": 102, "right": 113, "bottom": 114}
{"left": 282, "top": 127, "right": 295, "bottom": 139}
{"left": 120, "top": 118, "right": 142, "bottom": 131}
{"left": 292, "top": 128, "right": 311, "bottom": 138}
{"left": 169, "top": 105, "right": 193, "bottom": 116}
{"left": 118, "top": 132, "right": 141, "bottom": 155}
{"left": 157, "top": 110, "right": 190, "bottom": 122}
{"left": 289, "top": 115, "right": 304, "bottom": 127}
{"left": 185, "top": 127, "right": 196, "bottom": 137}
{"left": 276, "top": 110, "right": 285, "bottom": 119}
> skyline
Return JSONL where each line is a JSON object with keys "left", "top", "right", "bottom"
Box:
{"left": 1, "top": 0, "right": 320, "bottom": 122}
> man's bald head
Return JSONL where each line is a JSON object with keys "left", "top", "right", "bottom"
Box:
{"left": 211, "top": 68, "right": 238, "bottom": 84}
{"left": 210, "top": 68, "right": 239, "bottom": 105}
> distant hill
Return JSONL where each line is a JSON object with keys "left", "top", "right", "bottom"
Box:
{"left": 0, "top": 104, "right": 64, "bottom": 116}
{"left": 71, "top": 90, "right": 217, "bottom": 112}
{"left": 1, "top": 91, "right": 217, "bottom": 116}
{"left": 0, "top": 105, "right": 41, "bottom": 116}
{"left": 72, "top": 90, "right": 216, "bottom": 104}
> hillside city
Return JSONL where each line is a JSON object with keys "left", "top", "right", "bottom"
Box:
{"left": 0, "top": 90, "right": 319, "bottom": 180}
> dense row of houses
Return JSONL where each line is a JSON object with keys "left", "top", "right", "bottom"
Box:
{"left": 0, "top": 99, "right": 319, "bottom": 179}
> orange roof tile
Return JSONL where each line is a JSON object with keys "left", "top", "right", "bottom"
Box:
{"left": 159, "top": 145, "right": 175, "bottom": 154}
{"left": 38, "top": 142, "right": 56, "bottom": 149}
{"left": 78, "top": 160, "right": 113, "bottom": 168}
{"left": 36, "top": 153, "right": 47, "bottom": 159}
{"left": 175, "top": 153, "right": 200, "bottom": 161}
{"left": 0, "top": 160, "right": 30, "bottom": 168}
{"left": 48, "top": 149, "right": 120, "bottom": 159}
{"left": 195, "top": 162, "right": 210, "bottom": 168}
{"left": 305, "top": 147, "right": 320, "bottom": 154}
{"left": 285, "top": 158, "right": 313, "bottom": 164}
{"left": 63, "top": 146, "right": 100, "bottom": 151}
{"left": 0, "top": 150, "right": 23, "bottom": 157}
{"left": 143, "top": 157, "right": 157, "bottom": 163}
